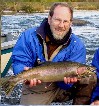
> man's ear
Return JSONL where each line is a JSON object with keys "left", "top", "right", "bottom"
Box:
{"left": 48, "top": 15, "right": 51, "bottom": 25}
{"left": 70, "top": 21, "right": 73, "bottom": 27}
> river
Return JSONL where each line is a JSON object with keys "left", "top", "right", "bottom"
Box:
{"left": 1, "top": 10, "right": 99, "bottom": 105}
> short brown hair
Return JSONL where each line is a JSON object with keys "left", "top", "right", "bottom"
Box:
{"left": 49, "top": 2, "right": 73, "bottom": 21}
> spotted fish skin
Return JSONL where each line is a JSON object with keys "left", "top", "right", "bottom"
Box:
{"left": 1, "top": 61, "right": 96, "bottom": 95}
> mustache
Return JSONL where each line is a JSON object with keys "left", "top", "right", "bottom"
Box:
{"left": 55, "top": 27, "right": 65, "bottom": 31}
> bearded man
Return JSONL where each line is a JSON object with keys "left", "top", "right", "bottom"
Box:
{"left": 12, "top": 2, "right": 96, "bottom": 105}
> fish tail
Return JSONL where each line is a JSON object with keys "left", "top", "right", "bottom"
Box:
{"left": 1, "top": 76, "right": 16, "bottom": 95}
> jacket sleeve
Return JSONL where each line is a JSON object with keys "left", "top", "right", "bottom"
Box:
{"left": 57, "top": 42, "right": 86, "bottom": 90}
{"left": 91, "top": 77, "right": 99, "bottom": 103}
{"left": 67, "top": 44, "right": 86, "bottom": 64}
{"left": 91, "top": 48, "right": 99, "bottom": 102}
{"left": 92, "top": 48, "right": 99, "bottom": 77}
{"left": 11, "top": 30, "right": 37, "bottom": 75}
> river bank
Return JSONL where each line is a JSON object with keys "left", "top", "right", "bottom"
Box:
{"left": 1, "top": 2, "right": 99, "bottom": 15}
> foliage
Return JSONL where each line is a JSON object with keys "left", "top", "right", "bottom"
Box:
{"left": 74, "top": 2, "right": 99, "bottom": 10}
{"left": 21, "top": 2, "right": 45, "bottom": 13}
{"left": 0, "top": 1, "right": 7, "bottom": 14}
{"left": 1, "top": 0, "right": 99, "bottom": 2}
{"left": 0, "top": 0, "right": 99, "bottom": 14}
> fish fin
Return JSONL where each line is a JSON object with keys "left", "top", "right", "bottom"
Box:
{"left": 45, "top": 82, "right": 53, "bottom": 89}
{"left": 1, "top": 76, "right": 16, "bottom": 95}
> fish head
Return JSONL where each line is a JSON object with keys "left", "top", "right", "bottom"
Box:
{"left": 77, "top": 65, "right": 96, "bottom": 77}
{"left": 86, "top": 66, "right": 96, "bottom": 72}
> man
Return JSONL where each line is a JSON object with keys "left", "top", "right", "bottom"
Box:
{"left": 12, "top": 2, "right": 96, "bottom": 105}
{"left": 91, "top": 48, "right": 99, "bottom": 105}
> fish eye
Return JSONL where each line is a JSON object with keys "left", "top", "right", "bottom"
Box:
{"left": 87, "top": 67, "right": 91, "bottom": 71}
{"left": 87, "top": 67, "right": 90, "bottom": 70}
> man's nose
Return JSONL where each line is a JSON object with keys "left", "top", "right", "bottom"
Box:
{"left": 59, "top": 21, "right": 65, "bottom": 27}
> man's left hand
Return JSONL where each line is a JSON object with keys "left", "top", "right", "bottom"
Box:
{"left": 64, "top": 77, "right": 78, "bottom": 84}
{"left": 64, "top": 66, "right": 87, "bottom": 84}
{"left": 90, "top": 100, "right": 99, "bottom": 105}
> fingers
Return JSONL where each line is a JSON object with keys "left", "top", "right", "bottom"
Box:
{"left": 90, "top": 102, "right": 94, "bottom": 105}
{"left": 29, "top": 79, "right": 34, "bottom": 87}
{"left": 64, "top": 77, "right": 78, "bottom": 84}
{"left": 38, "top": 80, "right": 42, "bottom": 84}
{"left": 24, "top": 67, "right": 30, "bottom": 70}
{"left": 25, "top": 78, "right": 41, "bottom": 88}
{"left": 91, "top": 100, "right": 99, "bottom": 105}
{"left": 72, "top": 77, "right": 78, "bottom": 82}
{"left": 24, "top": 67, "right": 41, "bottom": 87}
{"left": 64, "top": 77, "right": 70, "bottom": 84}
{"left": 90, "top": 101, "right": 99, "bottom": 105}
{"left": 24, "top": 80, "right": 30, "bottom": 85}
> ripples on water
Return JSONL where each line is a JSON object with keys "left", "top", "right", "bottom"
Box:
{"left": 1, "top": 10, "right": 99, "bottom": 105}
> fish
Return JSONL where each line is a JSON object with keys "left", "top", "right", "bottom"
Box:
{"left": 1, "top": 61, "right": 96, "bottom": 95}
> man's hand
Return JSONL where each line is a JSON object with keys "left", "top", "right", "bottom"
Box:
{"left": 64, "top": 77, "right": 78, "bottom": 84}
{"left": 24, "top": 67, "right": 42, "bottom": 87}
{"left": 91, "top": 100, "right": 99, "bottom": 105}
{"left": 64, "top": 66, "right": 87, "bottom": 84}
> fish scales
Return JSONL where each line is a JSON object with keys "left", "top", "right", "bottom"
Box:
{"left": 17, "top": 62, "right": 77, "bottom": 82}
{"left": 1, "top": 61, "right": 96, "bottom": 95}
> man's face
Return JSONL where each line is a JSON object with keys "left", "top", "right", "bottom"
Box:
{"left": 48, "top": 5, "right": 72, "bottom": 40}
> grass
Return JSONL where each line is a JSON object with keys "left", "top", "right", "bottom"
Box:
{"left": 72, "top": 2, "right": 99, "bottom": 10}
{"left": 1, "top": 2, "right": 99, "bottom": 15}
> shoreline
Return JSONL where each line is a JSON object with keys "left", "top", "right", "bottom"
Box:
{"left": 1, "top": 9, "right": 99, "bottom": 15}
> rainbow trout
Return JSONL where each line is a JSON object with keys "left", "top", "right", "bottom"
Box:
{"left": 1, "top": 61, "right": 96, "bottom": 95}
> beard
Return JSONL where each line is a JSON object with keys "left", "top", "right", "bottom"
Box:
{"left": 46, "top": 24, "right": 72, "bottom": 45}
{"left": 50, "top": 24, "right": 70, "bottom": 40}
{"left": 52, "top": 30, "right": 68, "bottom": 40}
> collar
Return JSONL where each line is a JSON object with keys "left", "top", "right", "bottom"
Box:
{"left": 36, "top": 18, "right": 48, "bottom": 40}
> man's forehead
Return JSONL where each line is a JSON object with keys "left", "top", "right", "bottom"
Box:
{"left": 54, "top": 5, "right": 70, "bottom": 12}
{"left": 52, "top": 7, "right": 71, "bottom": 21}
{"left": 53, "top": 6, "right": 71, "bottom": 16}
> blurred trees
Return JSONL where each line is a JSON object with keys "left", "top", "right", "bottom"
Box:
{"left": 0, "top": 0, "right": 99, "bottom": 14}
{"left": 1, "top": 0, "right": 99, "bottom": 2}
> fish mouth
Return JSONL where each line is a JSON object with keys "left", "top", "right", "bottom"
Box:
{"left": 76, "top": 66, "right": 96, "bottom": 76}
{"left": 88, "top": 66, "right": 96, "bottom": 73}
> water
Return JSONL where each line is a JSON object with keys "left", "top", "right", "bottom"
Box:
{"left": 1, "top": 10, "right": 99, "bottom": 105}
{"left": 72, "top": 10, "right": 99, "bottom": 64}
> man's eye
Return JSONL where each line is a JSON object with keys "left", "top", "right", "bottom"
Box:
{"left": 64, "top": 20, "right": 68, "bottom": 23}
{"left": 55, "top": 19, "right": 61, "bottom": 22}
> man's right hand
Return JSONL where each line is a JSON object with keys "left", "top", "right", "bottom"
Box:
{"left": 24, "top": 67, "right": 42, "bottom": 87}
{"left": 91, "top": 100, "right": 99, "bottom": 105}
